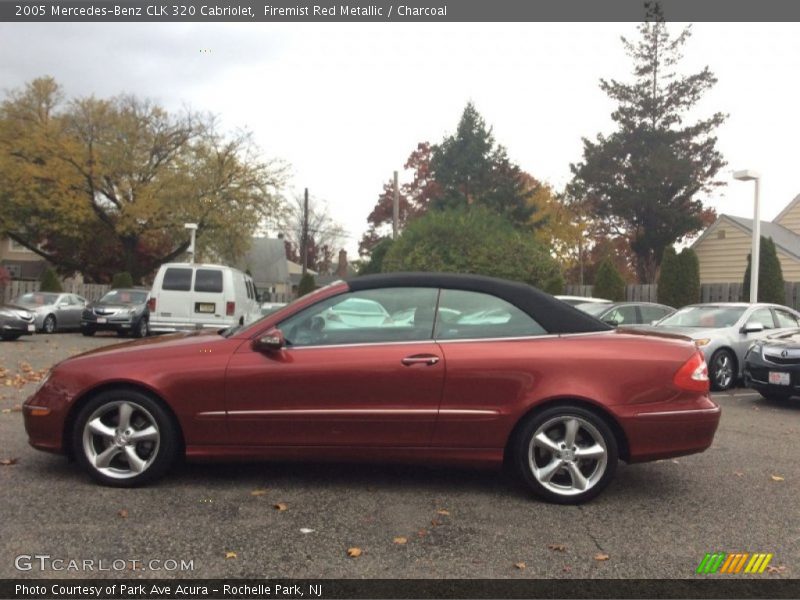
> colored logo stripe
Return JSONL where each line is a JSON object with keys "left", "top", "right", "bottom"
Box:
{"left": 697, "top": 553, "right": 773, "bottom": 574}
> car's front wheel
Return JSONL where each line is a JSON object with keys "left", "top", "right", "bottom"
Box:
{"left": 42, "top": 314, "right": 56, "bottom": 334}
{"left": 0, "top": 333, "right": 21, "bottom": 341}
{"left": 513, "top": 405, "right": 618, "bottom": 504}
{"left": 72, "top": 390, "right": 179, "bottom": 487}
{"left": 81, "top": 328, "right": 95, "bottom": 337}
{"left": 709, "top": 349, "right": 736, "bottom": 391}
{"left": 133, "top": 318, "right": 148, "bottom": 338}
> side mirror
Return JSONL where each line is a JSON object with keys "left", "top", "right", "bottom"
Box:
{"left": 603, "top": 318, "right": 619, "bottom": 326}
{"left": 741, "top": 321, "right": 764, "bottom": 334}
{"left": 254, "top": 328, "right": 285, "bottom": 352}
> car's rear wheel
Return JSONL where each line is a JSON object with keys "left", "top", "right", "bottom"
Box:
{"left": 133, "top": 318, "right": 148, "bottom": 338}
{"left": 72, "top": 390, "right": 179, "bottom": 487}
{"left": 709, "top": 349, "right": 736, "bottom": 391}
{"left": 513, "top": 405, "right": 618, "bottom": 504}
{"left": 43, "top": 314, "right": 56, "bottom": 334}
{"left": 81, "top": 328, "right": 95, "bottom": 337}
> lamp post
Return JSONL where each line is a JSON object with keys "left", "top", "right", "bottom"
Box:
{"left": 733, "top": 170, "right": 761, "bottom": 303}
{"left": 184, "top": 223, "right": 198, "bottom": 264}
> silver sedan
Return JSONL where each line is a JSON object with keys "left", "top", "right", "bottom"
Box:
{"left": 649, "top": 302, "right": 800, "bottom": 390}
{"left": 13, "top": 292, "right": 88, "bottom": 333}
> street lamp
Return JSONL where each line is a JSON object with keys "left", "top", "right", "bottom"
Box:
{"left": 184, "top": 223, "right": 198, "bottom": 264}
{"left": 733, "top": 170, "right": 761, "bottom": 303}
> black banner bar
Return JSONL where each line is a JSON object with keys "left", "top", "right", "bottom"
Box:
{"left": 3, "top": 0, "right": 800, "bottom": 23}
{"left": 3, "top": 579, "right": 800, "bottom": 599}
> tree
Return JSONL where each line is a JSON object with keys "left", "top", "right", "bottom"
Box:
{"left": 280, "top": 193, "right": 345, "bottom": 274}
{"left": 111, "top": 272, "right": 134, "bottom": 289}
{"left": 593, "top": 258, "right": 625, "bottom": 301}
{"left": 677, "top": 248, "right": 701, "bottom": 306}
{"left": 569, "top": 4, "right": 726, "bottom": 283}
{"left": 657, "top": 246, "right": 680, "bottom": 307}
{"left": 382, "top": 207, "right": 563, "bottom": 292}
{"left": 0, "top": 77, "right": 286, "bottom": 283}
{"left": 743, "top": 237, "right": 785, "bottom": 305}
{"left": 39, "top": 267, "right": 62, "bottom": 292}
{"left": 429, "top": 103, "right": 536, "bottom": 227}
{"left": 358, "top": 237, "right": 394, "bottom": 275}
{"left": 297, "top": 273, "right": 316, "bottom": 297}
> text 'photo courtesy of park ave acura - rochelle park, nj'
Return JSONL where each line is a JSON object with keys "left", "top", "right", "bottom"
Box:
{"left": 1, "top": 1, "right": 800, "bottom": 599}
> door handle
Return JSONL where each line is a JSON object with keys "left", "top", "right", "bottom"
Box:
{"left": 401, "top": 355, "right": 440, "bottom": 366}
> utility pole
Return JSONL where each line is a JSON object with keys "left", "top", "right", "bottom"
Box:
{"left": 301, "top": 188, "right": 309, "bottom": 275}
{"left": 392, "top": 171, "right": 399, "bottom": 240}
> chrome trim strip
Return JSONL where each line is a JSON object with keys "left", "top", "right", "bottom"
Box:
{"left": 635, "top": 407, "right": 720, "bottom": 418}
{"left": 198, "top": 408, "right": 500, "bottom": 417}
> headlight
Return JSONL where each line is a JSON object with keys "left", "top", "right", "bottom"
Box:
{"left": 17, "top": 310, "right": 32, "bottom": 319}
{"left": 32, "top": 369, "right": 52, "bottom": 395}
{"left": 694, "top": 338, "right": 711, "bottom": 347}
{"left": 745, "top": 341, "right": 763, "bottom": 359}
{"left": 0, "top": 309, "right": 13, "bottom": 318}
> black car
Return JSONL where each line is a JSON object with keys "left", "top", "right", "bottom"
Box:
{"left": 0, "top": 304, "right": 36, "bottom": 341}
{"left": 574, "top": 301, "right": 675, "bottom": 327}
{"left": 743, "top": 330, "right": 800, "bottom": 401}
{"left": 81, "top": 288, "right": 150, "bottom": 338}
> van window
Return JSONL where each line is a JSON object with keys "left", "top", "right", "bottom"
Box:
{"left": 194, "top": 269, "right": 223, "bottom": 293}
{"left": 163, "top": 268, "right": 193, "bottom": 291}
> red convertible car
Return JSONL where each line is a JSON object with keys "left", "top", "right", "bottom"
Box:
{"left": 24, "top": 273, "right": 720, "bottom": 503}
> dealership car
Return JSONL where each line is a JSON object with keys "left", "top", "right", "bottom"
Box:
{"left": 0, "top": 303, "right": 36, "bottom": 340}
{"left": 650, "top": 302, "right": 800, "bottom": 391}
{"left": 743, "top": 329, "right": 800, "bottom": 401}
{"left": 81, "top": 288, "right": 150, "bottom": 338}
{"left": 13, "top": 292, "right": 88, "bottom": 333}
{"left": 575, "top": 301, "right": 675, "bottom": 327}
{"left": 23, "top": 273, "right": 720, "bottom": 504}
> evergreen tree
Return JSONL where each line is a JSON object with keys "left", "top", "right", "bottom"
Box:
{"left": 657, "top": 246, "right": 680, "bottom": 307}
{"left": 593, "top": 258, "right": 626, "bottom": 301}
{"left": 743, "top": 237, "right": 785, "bottom": 304}
{"left": 570, "top": 4, "right": 726, "bottom": 283}
{"left": 297, "top": 273, "right": 316, "bottom": 298}
{"left": 677, "top": 248, "right": 700, "bottom": 306}
{"left": 111, "top": 272, "right": 134, "bottom": 289}
{"left": 39, "top": 267, "right": 63, "bottom": 292}
{"left": 358, "top": 238, "right": 394, "bottom": 275}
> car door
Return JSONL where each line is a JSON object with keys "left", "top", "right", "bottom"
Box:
{"left": 55, "top": 294, "right": 80, "bottom": 328}
{"left": 224, "top": 287, "right": 445, "bottom": 447}
{"left": 735, "top": 306, "right": 777, "bottom": 357}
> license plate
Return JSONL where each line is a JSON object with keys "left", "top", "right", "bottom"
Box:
{"left": 769, "top": 371, "right": 790, "bottom": 386}
{"left": 96, "top": 317, "right": 107, "bottom": 324}
{"left": 27, "top": 324, "right": 35, "bottom": 332}
{"left": 195, "top": 303, "right": 215, "bottom": 314}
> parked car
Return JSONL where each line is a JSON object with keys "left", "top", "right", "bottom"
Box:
{"left": 743, "top": 329, "right": 800, "bottom": 401}
{"left": 575, "top": 301, "right": 675, "bottom": 327}
{"left": 23, "top": 273, "right": 719, "bottom": 504}
{"left": 81, "top": 288, "right": 150, "bottom": 338}
{"left": 555, "top": 295, "right": 611, "bottom": 306}
{"left": 0, "top": 303, "right": 36, "bottom": 340}
{"left": 13, "top": 292, "right": 88, "bottom": 333}
{"left": 649, "top": 302, "right": 800, "bottom": 391}
{"left": 147, "top": 263, "right": 260, "bottom": 333}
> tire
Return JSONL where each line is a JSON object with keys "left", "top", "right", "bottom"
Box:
{"left": 71, "top": 389, "right": 179, "bottom": 487}
{"left": 133, "top": 318, "right": 149, "bottom": 338}
{"left": 512, "top": 405, "right": 618, "bottom": 504}
{"left": 1, "top": 334, "right": 22, "bottom": 341}
{"left": 116, "top": 330, "right": 128, "bottom": 337}
{"left": 709, "top": 349, "right": 736, "bottom": 391}
{"left": 81, "top": 328, "right": 95, "bottom": 337}
{"left": 43, "top": 314, "right": 56, "bottom": 334}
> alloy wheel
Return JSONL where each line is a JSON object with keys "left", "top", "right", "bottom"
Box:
{"left": 712, "top": 351, "right": 734, "bottom": 390}
{"left": 43, "top": 315, "right": 56, "bottom": 334}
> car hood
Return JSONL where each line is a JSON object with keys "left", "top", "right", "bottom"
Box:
{"left": 65, "top": 329, "right": 229, "bottom": 362}
{"left": 90, "top": 302, "right": 144, "bottom": 310}
{"left": 2, "top": 304, "right": 33, "bottom": 313}
{"left": 760, "top": 330, "right": 800, "bottom": 348}
{"left": 17, "top": 303, "right": 55, "bottom": 311}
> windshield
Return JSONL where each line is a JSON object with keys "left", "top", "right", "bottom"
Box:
{"left": 15, "top": 292, "right": 60, "bottom": 306}
{"left": 658, "top": 306, "right": 747, "bottom": 328}
{"left": 99, "top": 290, "right": 148, "bottom": 304}
{"left": 575, "top": 303, "right": 611, "bottom": 316}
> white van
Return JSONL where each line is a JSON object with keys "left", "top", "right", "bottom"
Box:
{"left": 148, "top": 263, "right": 261, "bottom": 333}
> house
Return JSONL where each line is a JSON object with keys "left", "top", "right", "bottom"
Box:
{"left": 237, "top": 237, "right": 293, "bottom": 302}
{"left": 692, "top": 194, "right": 800, "bottom": 283}
{"left": 0, "top": 236, "right": 48, "bottom": 281}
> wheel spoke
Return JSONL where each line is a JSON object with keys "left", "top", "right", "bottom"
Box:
{"left": 117, "top": 402, "right": 134, "bottom": 430}
{"left": 575, "top": 444, "right": 605, "bottom": 460}
{"left": 566, "top": 462, "right": 589, "bottom": 491}
{"left": 128, "top": 426, "right": 158, "bottom": 443}
{"left": 533, "top": 432, "right": 560, "bottom": 453}
{"left": 93, "top": 445, "right": 121, "bottom": 469}
{"left": 564, "top": 418, "right": 579, "bottom": 447}
{"left": 87, "top": 418, "right": 116, "bottom": 440}
{"left": 537, "top": 457, "right": 564, "bottom": 482}
{"left": 124, "top": 446, "right": 146, "bottom": 473}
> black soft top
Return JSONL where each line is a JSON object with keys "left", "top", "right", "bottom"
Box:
{"left": 347, "top": 272, "right": 611, "bottom": 334}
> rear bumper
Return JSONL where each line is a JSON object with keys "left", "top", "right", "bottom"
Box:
{"left": 149, "top": 318, "right": 235, "bottom": 333}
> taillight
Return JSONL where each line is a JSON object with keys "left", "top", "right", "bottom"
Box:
{"left": 226, "top": 301, "right": 235, "bottom": 316}
{"left": 674, "top": 351, "right": 710, "bottom": 393}
{"left": 147, "top": 298, "right": 156, "bottom": 312}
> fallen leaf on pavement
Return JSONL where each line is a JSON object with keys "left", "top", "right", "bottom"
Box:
{"left": 594, "top": 553, "right": 610, "bottom": 561}
{"left": 10, "top": 405, "right": 21, "bottom": 412}
{"left": 1, "top": 409, "right": 10, "bottom": 414}
{"left": 548, "top": 544, "right": 567, "bottom": 552}
{"left": 436, "top": 509, "right": 450, "bottom": 516}
{"left": 431, "top": 519, "right": 441, "bottom": 527}
{"left": 393, "top": 537, "right": 408, "bottom": 545}
{"left": 417, "top": 529, "right": 428, "bottom": 537}
{"left": 299, "top": 528, "right": 315, "bottom": 534}
{"left": 771, "top": 475, "right": 785, "bottom": 482}
{"left": 274, "top": 502, "right": 288, "bottom": 511}
{"left": 0, "top": 458, "right": 18, "bottom": 466}
{"left": 514, "top": 562, "right": 526, "bottom": 570}
{"left": 250, "top": 489, "right": 268, "bottom": 496}
{"left": 117, "top": 509, "right": 129, "bottom": 518}
{"left": 734, "top": 471, "right": 744, "bottom": 477}
{"left": 347, "top": 547, "right": 362, "bottom": 558}
{"left": 225, "top": 551, "right": 237, "bottom": 559}
{"left": 563, "top": 566, "right": 572, "bottom": 573}
{"left": 767, "top": 565, "right": 787, "bottom": 574}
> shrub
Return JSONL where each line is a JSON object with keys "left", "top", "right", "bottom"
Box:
{"left": 39, "top": 267, "right": 63, "bottom": 292}
{"left": 111, "top": 272, "right": 134, "bottom": 289}
{"left": 593, "top": 258, "right": 625, "bottom": 301}
{"left": 743, "top": 236, "right": 785, "bottom": 304}
{"left": 297, "top": 273, "right": 316, "bottom": 297}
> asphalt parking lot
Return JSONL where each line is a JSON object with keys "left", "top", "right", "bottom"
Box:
{"left": 0, "top": 333, "right": 797, "bottom": 580}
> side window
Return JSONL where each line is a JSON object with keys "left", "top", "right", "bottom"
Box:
{"left": 163, "top": 268, "right": 193, "bottom": 291}
{"left": 194, "top": 269, "right": 223, "bottom": 293}
{"left": 603, "top": 305, "right": 638, "bottom": 325}
{"left": 435, "top": 289, "right": 546, "bottom": 340}
{"left": 749, "top": 308, "right": 775, "bottom": 329}
{"left": 640, "top": 305, "right": 670, "bottom": 324}
{"left": 775, "top": 309, "right": 800, "bottom": 328}
{"left": 279, "top": 287, "right": 439, "bottom": 347}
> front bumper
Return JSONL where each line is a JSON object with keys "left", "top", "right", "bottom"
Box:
{"left": 1, "top": 317, "right": 36, "bottom": 336}
{"left": 743, "top": 355, "right": 800, "bottom": 397}
{"left": 81, "top": 315, "right": 139, "bottom": 332}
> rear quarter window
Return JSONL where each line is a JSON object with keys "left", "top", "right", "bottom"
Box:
{"left": 162, "top": 268, "right": 193, "bottom": 291}
{"left": 194, "top": 269, "right": 224, "bottom": 293}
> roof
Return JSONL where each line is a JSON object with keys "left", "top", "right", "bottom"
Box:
{"left": 348, "top": 272, "right": 612, "bottom": 334}
{"left": 238, "top": 238, "right": 290, "bottom": 286}
{"left": 771, "top": 193, "right": 800, "bottom": 224}
{"left": 691, "top": 214, "right": 800, "bottom": 261}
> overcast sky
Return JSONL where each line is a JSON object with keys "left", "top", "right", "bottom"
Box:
{"left": 2, "top": 22, "right": 799, "bottom": 256}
